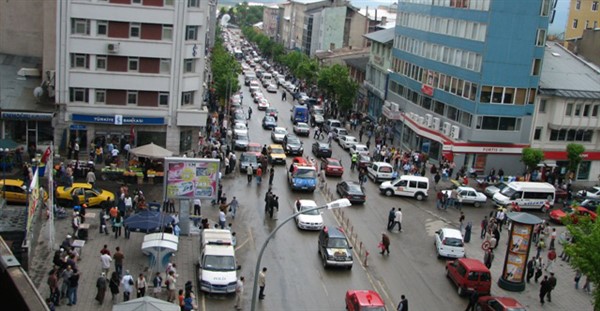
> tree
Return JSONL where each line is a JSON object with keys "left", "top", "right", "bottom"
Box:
{"left": 521, "top": 148, "right": 544, "bottom": 171}
{"left": 210, "top": 38, "right": 240, "bottom": 108}
{"left": 565, "top": 218, "right": 600, "bottom": 309}
{"left": 566, "top": 143, "right": 585, "bottom": 174}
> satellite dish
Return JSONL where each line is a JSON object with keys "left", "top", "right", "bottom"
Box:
{"left": 34, "top": 86, "right": 44, "bottom": 98}
{"left": 220, "top": 14, "right": 230, "bottom": 26}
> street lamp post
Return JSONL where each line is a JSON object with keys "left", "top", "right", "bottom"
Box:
{"left": 250, "top": 198, "right": 351, "bottom": 311}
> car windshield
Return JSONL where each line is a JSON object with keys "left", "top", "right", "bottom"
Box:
{"left": 328, "top": 160, "right": 341, "bottom": 166}
{"left": 327, "top": 237, "right": 348, "bottom": 248}
{"left": 560, "top": 207, "right": 574, "bottom": 214}
{"left": 297, "top": 123, "right": 309, "bottom": 129}
{"left": 202, "top": 255, "right": 236, "bottom": 271}
{"left": 300, "top": 205, "right": 319, "bottom": 215}
{"left": 267, "top": 108, "right": 277, "bottom": 113}
{"left": 264, "top": 116, "right": 275, "bottom": 122}
{"left": 271, "top": 147, "right": 284, "bottom": 154}
{"left": 274, "top": 129, "right": 286, "bottom": 134}
{"left": 347, "top": 184, "right": 363, "bottom": 193}
{"left": 241, "top": 154, "right": 257, "bottom": 162}
{"left": 295, "top": 168, "right": 316, "bottom": 178}
{"left": 319, "top": 143, "right": 330, "bottom": 149}
{"left": 288, "top": 137, "right": 300, "bottom": 144}
{"left": 444, "top": 237, "right": 464, "bottom": 247}
{"left": 500, "top": 187, "right": 517, "bottom": 197}
{"left": 360, "top": 307, "right": 386, "bottom": 311}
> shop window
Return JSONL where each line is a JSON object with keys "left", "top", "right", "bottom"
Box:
{"left": 577, "top": 161, "right": 591, "bottom": 180}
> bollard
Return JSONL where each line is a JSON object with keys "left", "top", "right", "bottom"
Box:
{"left": 364, "top": 250, "right": 369, "bottom": 267}
{"left": 359, "top": 241, "right": 363, "bottom": 255}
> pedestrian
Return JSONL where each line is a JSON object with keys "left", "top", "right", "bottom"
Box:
{"left": 547, "top": 272, "right": 557, "bottom": 302}
{"left": 113, "top": 247, "right": 125, "bottom": 277}
{"left": 166, "top": 270, "right": 177, "bottom": 302}
{"left": 113, "top": 213, "right": 123, "bottom": 238}
{"left": 86, "top": 168, "right": 96, "bottom": 186}
{"left": 121, "top": 270, "right": 134, "bottom": 302}
{"left": 229, "top": 196, "right": 239, "bottom": 220}
{"left": 526, "top": 257, "right": 535, "bottom": 283}
{"left": 218, "top": 209, "right": 226, "bottom": 229}
{"left": 136, "top": 273, "right": 147, "bottom": 298}
{"left": 258, "top": 267, "right": 267, "bottom": 300}
{"left": 536, "top": 237, "right": 546, "bottom": 258}
{"left": 459, "top": 212, "right": 465, "bottom": 232}
{"left": 178, "top": 289, "right": 185, "bottom": 309}
{"left": 549, "top": 228, "right": 557, "bottom": 250}
{"left": 436, "top": 190, "right": 444, "bottom": 210}
{"left": 483, "top": 248, "right": 494, "bottom": 269}
{"left": 434, "top": 172, "right": 441, "bottom": 185}
{"left": 109, "top": 271, "right": 120, "bottom": 304}
{"left": 465, "top": 291, "right": 478, "bottom": 311}
{"left": 574, "top": 270, "right": 582, "bottom": 289}
{"left": 60, "top": 265, "right": 73, "bottom": 301}
{"left": 480, "top": 216, "right": 488, "bottom": 239}
{"left": 534, "top": 256, "right": 544, "bottom": 283}
{"left": 193, "top": 198, "right": 201, "bottom": 216}
{"left": 234, "top": 276, "right": 244, "bottom": 310}
{"left": 464, "top": 221, "right": 472, "bottom": 243}
{"left": 545, "top": 248, "right": 557, "bottom": 272}
{"left": 100, "top": 210, "right": 109, "bottom": 234}
{"left": 66, "top": 269, "right": 80, "bottom": 306}
{"left": 271, "top": 196, "right": 279, "bottom": 219}
{"left": 539, "top": 275, "right": 551, "bottom": 305}
{"left": 247, "top": 164, "right": 253, "bottom": 183}
{"left": 100, "top": 251, "right": 112, "bottom": 275}
{"left": 393, "top": 208, "right": 403, "bottom": 232}
{"left": 47, "top": 269, "right": 60, "bottom": 307}
{"left": 583, "top": 275, "right": 591, "bottom": 293}
{"left": 387, "top": 208, "right": 396, "bottom": 230}
{"left": 268, "top": 166, "right": 275, "bottom": 185}
{"left": 256, "top": 165, "right": 263, "bottom": 184}
{"left": 95, "top": 272, "right": 107, "bottom": 305}
{"left": 380, "top": 232, "right": 391, "bottom": 255}
{"left": 152, "top": 272, "right": 162, "bottom": 298}
{"left": 396, "top": 294, "right": 408, "bottom": 311}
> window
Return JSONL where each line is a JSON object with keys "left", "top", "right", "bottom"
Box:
{"left": 132, "top": 0, "right": 141, "bottom": 4}
{"left": 481, "top": 116, "right": 498, "bottom": 130}
{"left": 160, "top": 59, "right": 171, "bottom": 74}
{"left": 127, "top": 91, "right": 138, "bottom": 105}
{"left": 536, "top": 29, "right": 546, "bottom": 46}
{"left": 586, "top": 20, "right": 590, "bottom": 29}
{"left": 188, "top": 0, "right": 200, "bottom": 7}
{"left": 186, "top": 26, "right": 198, "bottom": 40}
{"left": 128, "top": 57, "right": 139, "bottom": 71}
{"left": 498, "top": 117, "right": 517, "bottom": 130}
{"left": 534, "top": 127, "right": 542, "bottom": 140}
{"left": 574, "top": 104, "right": 582, "bottom": 116}
{"left": 532, "top": 58, "right": 542, "bottom": 75}
{"left": 583, "top": 104, "right": 590, "bottom": 117}
{"left": 595, "top": 21, "right": 598, "bottom": 28}
{"left": 96, "top": 56, "right": 107, "bottom": 70}
{"left": 576, "top": 0, "right": 581, "bottom": 9}
{"left": 70, "top": 88, "right": 88, "bottom": 102}
{"left": 573, "top": 19, "right": 579, "bottom": 29}
{"left": 593, "top": 105, "right": 599, "bottom": 117}
{"left": 577, "top": 161, "right": 591, "bottom": 180}
{"left": 164, "top": 0, "right": 173, "bottom": 5}
{"left": 593, "top": 1, "right": 599, "bottom": 11}
{"left": 130, "top": 23, "right": 141, "bottom": 38}
{"left": 162, "top": 25, "right": 173, "bottom": 40}
{"left": 71, "top": 19, "right": 90, "bottom": 35}
{"left": 566, "top": 103, "right": 573, "bottom": 116}
{"left": 159, "top": 93, "right": 169, "bottom": 106}
{"left": 182, "top": 91, "right": 194, "bottom": 105}
{"left": 540, "top": 0, "right": 551, "bottom": 16}
{"left": 434, "top": 101, "right": 445, "bottom": 115}
{"left": 184, "top": 59, "right": 195, "bottom": 73}
{"left": 95, "top": 90, "right": 106, "bottom": 104}
{"left": 71, "top": 54, "right": 88, "bottom": 68}
{"left": 539, "top": 99, "right": 546, "bottom": 113}
{"left": 97, "top": 21, "right": 108, "bottom": 36}
{"left": 460, "top": 112, "right": 472, "bottom": 127}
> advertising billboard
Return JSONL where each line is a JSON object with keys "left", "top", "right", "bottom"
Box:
{"left": 502, "top": 223, "right": 532, "bottom": 283}
{"left": 164, "top": 157, "right": 220, "bottom": 199}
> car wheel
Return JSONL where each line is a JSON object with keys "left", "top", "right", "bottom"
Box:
{"left": 385, "top": 189, "right": 394, "bottom": 197}
{"left": 322, "top": 257, "right": 328, "bottom": 268}
{"left": 415, "top": 193, "right": 425, "bottom": 201}
{"left": 346, "top": 265, "right": 352, "bottom": 270}
{"left": 457, "top": 286, "right": 464, "bottom": 296}
{"left": 474, "top": 202, "right": 481, "bottom": 208}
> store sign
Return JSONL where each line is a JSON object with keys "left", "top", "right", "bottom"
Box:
{"left": 72, "top": 114, "right": 165, "bottom": 125}
{"left": 544, "top": 151, "right": 600, "bottom": 161}
{"left": 70, "top": 124, "right": 87, "bottom": 130}
{"left": 1, "top": 112, "right": 53, "bottom": 120}
{"left": 164, "top": 158, "right": 220, "bottom": 199}
{"left": 452, "top": 145, "right": 524, "bottom": 154}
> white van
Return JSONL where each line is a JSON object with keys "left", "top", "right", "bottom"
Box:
{"left": 379, "top": 175, "right": 429, "bottom": 201}
{"left": 492, "top": 182, "right": 555, "bottom": 210}
{"left": 198, "top": 229, "right": 238, "bottom": 294}
{"left": 367, "top": 162, "right": 394, "bottom": 183}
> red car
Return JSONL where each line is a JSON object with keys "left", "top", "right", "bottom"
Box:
{"left": 549, "top": 206, "right": 597, "bottom": 224}
{"left": 321, "top": 158, "right": 344, "bottom": 177}
{"left": 345, "top": 290, "right": 385, "bottom": 311}
{"left": 477, "top": 296, "right": 526, "bottom": 311}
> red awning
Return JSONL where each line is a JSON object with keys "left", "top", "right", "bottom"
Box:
{"left": 544, "top": 151, "right": 600, "bottom": 161}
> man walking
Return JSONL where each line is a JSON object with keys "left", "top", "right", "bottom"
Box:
{"left": 258, "top": 267, "right": 267, "bottom": 300}
{"left": 547, "top": 273, "right": 557, "bottom": 302}
{"left": 465, "top": 291, "right": 478, "bottom": 311}
{"left": 234, "top": 276, "right": 245, "bottom": 310}
{"left": 121, "top": 270, "right": 134, "bottom": 302}
{"left": 483, "top": 248, "right": 494, "bottom": 269}
{"left": 268, "top": 166, "right": 275, "bottom": 185}
{"left": 380, "top": 233, "right": 390, "bottom": 255}
{"left": 100, "top": 251, "right": 112, "bottom": 275}
{"left": 193, "top": 198, "right": 201, "bottom": 216}
{"left": 229, "top": 197, "right": 239, "bottom": 220}
{"left": 247, "top": 164, "right": 254, "bottom": 183}
{"left": 480, "top": 216, "right": 488, "bottom": 239}
{"left": 387, "top": 208, "right": 396, "bottom": 230}
{"left": 539, "top": 275, "right": 551, "bottom": 305}
{"left": 394, "top": 208, "right": 403, "bottom": 232}
{"left": 113, "top": 247, "right": 125, "bottom": 278}
{"left": 396, "top": 294, "right": 408, "bottom": 311}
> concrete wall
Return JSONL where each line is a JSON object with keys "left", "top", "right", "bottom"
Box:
{"left": 577, "top": 29, "right": 600, "bottom": 66}
{"left": 0, "top": 0, "right": 45, "bottom": 57}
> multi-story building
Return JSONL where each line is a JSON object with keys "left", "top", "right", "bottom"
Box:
{"left": 55, "top": 0, "right": 210, "bottom": 155}
{"left": 364, "top": 28, "right": 394, "bottom": 120}
{"left": 548, "top": 0, "right": 600, "bottom": 42}
{"left": 386, "top": 0, "right": 551, "bottom": 176}
{"left": 263, "top": 5, "right": 281, "bottom": 40}
{"left": 532, "top": 42, "right": 600, "bottom": 184}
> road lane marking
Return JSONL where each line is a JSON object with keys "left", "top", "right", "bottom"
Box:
{"left": 320, "top": 279, "right": 329, "bottom": 296}
{"left": 201, "top": 293, "right": 206, "bottom": 311}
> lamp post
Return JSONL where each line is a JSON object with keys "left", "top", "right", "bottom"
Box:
{"left": 250, "top": 198, "right": 352, "bottom": 311}
{"left": 1, "top": 148, "right": 7, "bottom": 201}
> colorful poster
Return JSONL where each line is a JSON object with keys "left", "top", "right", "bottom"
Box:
{"left": 164, "top": 158, "right": 220, "bottom": 199}
{"left": 503, "top": 223, "right": 532, "bottom": 283}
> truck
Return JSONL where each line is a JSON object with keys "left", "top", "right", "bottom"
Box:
{"left": 198, "top": 229, "right": 238, "bottom": 294}
{"left": 290, "top": 105, "right": 309, "bottom": 124}
{"left": 287, "top": 157, "right": 318, "bottom": 192}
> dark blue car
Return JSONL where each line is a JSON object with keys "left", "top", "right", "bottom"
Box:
{"left": 262, "top": 115, "right": 277, "bottom": 130}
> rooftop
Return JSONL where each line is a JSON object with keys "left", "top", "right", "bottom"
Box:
{"left": 363, "top": 28, "right": 394, "bottom": 44}
{"left": 0, "top": 54, "right": 50, "bottom": 112}
{"left": 344, "top": 56, "right": 369, "bottom": 71}
{"left": 539, "top": 42, "right": 600, "bottom": 99}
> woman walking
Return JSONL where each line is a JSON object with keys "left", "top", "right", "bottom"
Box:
{"left": 136, "top": 273, "right": 147, "bottom": 298}
{"left": 113, "top": 213, "right": 123, "bottom": 238}
{"left": 109, "top": 272, "right": 120, "bottom": 303}
{"left": 95, "top": 272, "right": 107, "bottom": 304}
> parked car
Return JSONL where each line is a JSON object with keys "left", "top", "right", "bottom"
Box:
{"left": 312, "top": 141, "right": 332, "bottom": 158}
{"left": 484, "top": 182, "right": 509, "bottom": 198}
{"left": 477, "top": 296, "right": 526, "bottom": 311}
{"left": 0, "top": 179, "right": 47, "bottom": 204}
{"left": 577, "top": 186, "right": 600, "bottom": 199}
{"left": 265, "top": 107, "right": 278, "bottom": 120}
{"left": 56, "top": 183, "right": 115, "bottom": 208}
{"left": 358, "top": 154, "right": 372, "bottom": 169}
{"left": 323, "top": 119, "right": 342, "bottom": 133}
{"left": 233, "top": 122, "right": 248, "bottom": 136}
{"left": 318, "top": 226, "right": 353, "bottom": 269}
{"left": 321, "top": 158, "right": 344, "bottom": 177}
{"left": 434, "top": 228, "right": 465, "bottom": 258}
{"left": 549, "top": 206, "right": 597, "bottom": 224}
{"left": 271, "top": 127, "right": 288, "bottom": 143}
{"left": 350, "top": 144, "right": 369, "bottom": 156}
{"left": 446, "top": 258, "right": 491, "bottom": 296}
{"left": 345, "top": 290, "right": 385, "bottom": 311}
{"left": 338, "top": 135, "right": 358, "bottom": 150}
{"left": 233, "top": 132, "right": 249, "bottom": 150}
{"left": 261, "top": 116, "right": 277, "bottom": 130}
{"left": 282, "top": 134, "right": 304, "bottom": 156}
{"left": 257, "top": 98, "right": 269, "bottom": 111}
{"left": 294, "top": 199, "right": 324, "bottom": 230}
{"left": 239, "top": 152, "right": 260, "bottom": 173}
{"left": 331, "top": 127, "right": 349, "bottom": 142}
{"left": 443, "top": 186, "right": 487, "bottom": 207}
{"left": 336, "top": 181, "right": 366, "bottom": 204}
{"left": 266, "top": 84, "right": 278, "bottom": 93}
{"left": 293, "top": 122, "right": 310, "bottom": 136}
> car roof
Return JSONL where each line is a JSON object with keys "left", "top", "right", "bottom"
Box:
{"left": 315, "top": 142, "right": 330, "bottom": 147}
{"left": 481, "top": 296, "right": 524, "bottom": 308}
{"left": 299, "top": 199, "right": 317, "bottom": 207}
{"left": 324, "top": 226, "right": 346, "bottom": 238}
{"left": 325, "top": 158, "right": 340, "bottom": 162}
{"left": 270, "top": 144, "right": 284, "bottom": 149}
{"left": 457, "top": 258, "right": 489, "bottom": 271}
{"left": 440, "top": 228, "right": 463, "bottom": 239}
{"left": 0, "top": 179, "right": 24, "bottom": 186}
{"left": 372, "top": 161, "right": 392, "bottom": 167}
{"left": 347, "top": 290, "right": 385, "bottom": 307}
{"left": 354, "top": 144, "right": 367, "bottom": 148}
{"left": 457, "top": 186, "right": 477, "bottom": 191}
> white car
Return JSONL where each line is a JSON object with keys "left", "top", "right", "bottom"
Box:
{"left": 331, "top": 127, "right": 349, "bottom": 141}
{"left": 266, "top": 84, "right": 278, "bottom": 93}
{"left": 293, "top": 122, "right": 310, "bottom": 136}
{"left": 233, "top": 123, "right": 248, "bottom": 136}
{"left": 271, "top": 127, "right": 288, "bottom": 143}
{"left": 294, "top": 199, "right": 324, "bottom": 230}
{"left": 577, "top": 186, "right": 600, "bottom": 199}
{"left": 434, "top": 228, "right": 465, "bottom": 259}
{"left": 338, "top": 135, "right": 359, "bottom": 150}
{"left": 257, "top": 98, "right": 269, "bottom": 110}
{"left": 442, "top": 186, "right": 487, "bottom": 207}
{"left": 350, "top": 144, "right": 369, "bottom": 156}
{"left": 249, "top": 80, "right": 260, "bottom": 92}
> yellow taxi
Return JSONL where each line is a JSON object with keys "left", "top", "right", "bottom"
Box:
{"left": 268, "top": 144, "right": 287, "bottom": 165}
{"left": 55, "top": 182, "right": 115, "bottom": 208}
{"left": 0, "top": 179, "right": 48, "bottom": 204}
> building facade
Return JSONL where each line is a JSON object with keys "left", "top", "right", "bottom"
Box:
{"left": 55, "top": 0, "right": 210, "bottom": 155}
{"left": 565, "top": 0, "right": 600, "bottom": 40}
{"left": 363, "top": 28, "right": 394, "bottom": 121}
{"left": 263, "top": 5, "right": 281, "bottom": 40}
{"left": 387, "top": 0, "right": 551, "bottom": 176}
{"left": 532, "top": 42, "right": 600, "bottom": 184}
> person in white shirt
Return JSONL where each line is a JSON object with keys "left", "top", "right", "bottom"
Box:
{"left": 393, "top": 208, "right": 403, "bottom": 232}
{"left": 111, "top": 148, "right": 119, "bottom": 164}
{"left": 121, "top": 270, "right": 135, "bottom": 302}
{"left": 100, "top": 253, "right": 112, "bottom": 275}
{"left": 193, "top": 198, "right": 202, "bottom": 216}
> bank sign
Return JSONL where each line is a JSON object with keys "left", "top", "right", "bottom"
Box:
{"left": 72, "top": 114, "right": 165, "bottom": 125}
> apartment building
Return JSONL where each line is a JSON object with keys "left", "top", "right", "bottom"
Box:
{"left": 386, "top": 0, "right": 550, "bottom": 176}
{"left": 548, "top": 0, "right": 600, "bottom": 42}
{"left": 364, "top": 28, "right": 394, "bottom": 120}
{"left": 55, "top": 0, "right": 211, "bottom": 155}
{"left": 263, "top": 5, "right": 281, "bottom": 40}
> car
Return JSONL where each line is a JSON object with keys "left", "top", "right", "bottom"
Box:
{"left": 350, "top": 144, "right": 369, "bottom": 156}
{"left": 579, "top": 199, "right": 600, "bottom": 212}
{"left": 277, "top": 77, "right": 286, "bottom": 86}
{"left": 265, "top": 107, "right": 278, "bottom": 120}
{"left": 252, "top": 91, "right": 264, "bottom": 101}
{"left": 293, "top": 122, "right": 310, "bottom": 136}
{"left": 476, "top": 296, "right": 526, "bottom": 311}
{"left": 484, "top": 182, "right": 509, "bottom": 198}
{"left": 345, "top": 290, "right": 385, "bottom": 311}
{"left": 577, "top": 186, "right": 600, "bottom": 199}
{"left": 229, "top": 94, "right": 242, "bottom": 106}
{"left": 312, "top": 114, "right": 325, "bottom": 126}
{"left": 55, "top": 183, "right": 115, "bottom": 208}
{"left": 338, "top": 135, "right": 358, "bottom": 150}
{"left": 261, "top": 116, "right": 277, "bottom": 130}
{"left": 233, "top": 111, "right": 246, "bottom": 123}
{"left": 0, "top": 179, "right": 47, "bottom": 204}
{"left": 268, "top": 144, "right": 287, "bottom": 165}
{"left": 434, "top": 228, "right": 465, "bottom": 258}
{"left": 282, "top": 134, "right": 303, "bottom": 156}
{"left": 293, "top": 91, "right": 307, "bottom": 101}
{"left": 244, "top": 73, "right": 257, "bottom": 85}
{"left": 271, "top": 127, "right": 288, "bottom": 143}
{"left": 336, "top": 181, "right": 366, "bottom": 204}
{"left": 357, "top": 154, "right": 372, "bottom": 169}
{"left": 323, "top": 119, "right": 342, "bottom": 133}
{"left": 239, "top": 152, "right": 260, "bottom": 172}
{"left": 247, "top": 142, "right": 261, "bottom": 153}
{"left": 233, "top": 122, "right": 248, "bottom": 136}
{"left": 312, "top": 141, "right": 332, "bottom": 158}
{"left": 294, "top": 200, "right": 323, "bottom": 231}
{"left": 549, "top": 206, "right": 597, "bottom": 224}
{"left": 233, "top": 132, "right": 249, "bottom": 150}
{"left": 443, "top": 186, "right": 487, "bottom": 207}
{"left": 446, "top": 258, "right": 492, "bottom": 296}
{"left": 248, "top": 80, "right": 260, "bottom": 92}
{"left": 266, "top": 84, "right": 277, "bottom": 93}
{"left": 331, "top": 127, "right": 349, "bottom": 141}
{"left": 318, "top": 226, "right": 353, "bottom": 269}
{"left": 311, "top": 105, "right": 324, "bottom": 116}
{"left": 257, "top": 98, "right": 269, "bottom": 111}
{"left": 321, "top": 158, "right": 344, "bottom": 177}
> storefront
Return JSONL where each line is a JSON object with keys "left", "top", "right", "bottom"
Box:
{"left": 367, "top": 90, "right": 384, "bottom": 121}
{"left": 543, "top": 151, "right": 600, "bottom": 183}
{"left": 1, "top": 111, "right": 54, "bottom": 150}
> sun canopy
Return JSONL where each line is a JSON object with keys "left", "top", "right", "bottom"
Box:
{"left": 123, "top": 210, "right": 174, "bottom": 233}
{"left": 129, "top": 143, "right": 173, "bottom": 159}
{"left": 113, "top": 296, "right": 179, "bottom": 311}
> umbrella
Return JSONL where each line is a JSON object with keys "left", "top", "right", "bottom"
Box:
{"left": 113, "top": 296, "right": 179, "bottom": 311}
{"left": 124, "top": 210, "right": 174, "bottom": 233}
{"left": 129, "top": 143, "right": 173, "bottom": 159}
{"left": 0, "top": 139, "right": 19, "bottom": 150}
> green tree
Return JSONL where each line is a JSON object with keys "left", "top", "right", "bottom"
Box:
{"left": 521, "top": 148, "right": 544, "bottom": 171}
{"left": 317, "top": 64, "right": 358, "bottom": 113}
{"left": 567, "top": 143, "right": 585, "bottom": 173}
{"left": 211, "top": 38, "right": 240, "bottom": 106}
{"left": 565, "top": 218, "right": 600, "bottom": 309}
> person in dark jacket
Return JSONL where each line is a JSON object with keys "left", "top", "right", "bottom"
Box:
{"left": 387, "top": 208, "right": 396, "bottom": 230}
{"left": 380, "top": 233, "right": 390, "bottom": 255}
{"left": 396, "top": 294, "right": 408, "bottom": 311}
{"left": 95, "top": 272, "right": 107, "bottom": 304}
{"left": 539, "top": 275, "right": 551, "bottom": 305}
{"left": 109, "top": 271, "right": 120, "bottom": 304}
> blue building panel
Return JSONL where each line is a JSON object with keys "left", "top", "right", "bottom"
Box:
{"left": 475, "top": 103, "right": 535, "bottom": 116}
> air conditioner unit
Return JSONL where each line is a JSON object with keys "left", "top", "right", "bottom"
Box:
{"left": 450, "top": 125, "right": 460, "bottom": 140}
{"left": 411, "top": 113, "right": 419, "bottom": 121}
{"left": 389, "top": 102, "right": 400, "bottom": 111}
{"left": 417, "top": 116, "right": 425, "bottom": 125}
{"left": 107, "top": 43, "right": 119, "bottom": 53}
{"left": 442, "top": 122, "right": 451, "bottom": 136}
{"left": 425, "top": 114, "right": 433, "bottom": 127}
{"left": 408, "top": 112, "right": 415, "bottom": 120}
{"left": 432, "top": 117, "right": 441, "bottom": 130}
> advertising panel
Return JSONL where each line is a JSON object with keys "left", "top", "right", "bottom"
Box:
{"left": 164, "top": 157, "right": 220, "bottom": 199}
{"left": 503, "top": 223, "right": 532, "bottom": 283}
